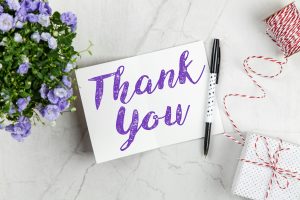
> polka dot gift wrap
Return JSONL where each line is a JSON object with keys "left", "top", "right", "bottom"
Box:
{"left": 232, "top": 133, "right": 300, "bottom": 200}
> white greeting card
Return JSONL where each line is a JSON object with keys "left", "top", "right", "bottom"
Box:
{"left": 75, "top": 41, "right": 224, "bottom": 163}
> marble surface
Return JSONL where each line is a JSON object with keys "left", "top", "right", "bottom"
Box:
{"left": 1, "top": 0, "right": 300, "bottom": 199}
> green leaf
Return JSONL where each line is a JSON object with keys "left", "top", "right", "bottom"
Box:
{"left": 36, "top": 72, "right": 43, "bottom": 79}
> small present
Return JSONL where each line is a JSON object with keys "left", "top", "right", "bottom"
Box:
{"left": 232, "top": 133, "right": 300, "bottom": 200}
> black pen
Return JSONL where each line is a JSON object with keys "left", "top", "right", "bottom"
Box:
{"left": 204, "top": 39, "right": 220, "bottom": 156}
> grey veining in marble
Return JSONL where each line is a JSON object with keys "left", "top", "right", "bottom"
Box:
{"left": 1, "top": 0, "right": 300, "bottom": 199}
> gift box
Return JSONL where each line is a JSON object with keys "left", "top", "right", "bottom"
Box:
{"left": 232, "top": 133, "right": 300, "bottom": 200}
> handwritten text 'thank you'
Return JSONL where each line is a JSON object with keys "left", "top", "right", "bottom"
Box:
{"left": 88, "top": 50, "right": 206, "bottom": 151}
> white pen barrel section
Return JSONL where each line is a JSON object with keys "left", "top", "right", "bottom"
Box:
{"left": 205, "top": 73, "right": 217, "bottom": 122}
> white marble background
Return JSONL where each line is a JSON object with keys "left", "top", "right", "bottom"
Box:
{"left": 1, "top": 0, "right": 300, "bottom": 199}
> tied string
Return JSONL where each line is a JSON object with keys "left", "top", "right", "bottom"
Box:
{"left": 223, "top": 55, "right": 286, "bottom": 146}
{"left": 240, "top": 136, "right": 300, "bottom": 199}
{"left": 223, "top": 2, "right": 300, "bottom": 145}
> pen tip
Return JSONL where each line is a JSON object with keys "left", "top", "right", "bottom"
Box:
{"left": 204, "top": 151, "right": 208, "bottom": 157}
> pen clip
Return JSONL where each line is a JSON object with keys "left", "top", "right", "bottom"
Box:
{"left": 216, "top": 46, "right": 220, "bottom": 84}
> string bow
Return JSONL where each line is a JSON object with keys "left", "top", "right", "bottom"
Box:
{"left": 240, "top": 136, "right": 300, "bottom": 199}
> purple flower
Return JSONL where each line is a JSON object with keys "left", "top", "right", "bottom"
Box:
{"left": 0, "top": 5, "right": 4, "bottom": 14}
{"left": 61, "top": 87, "right": 73, "bottom": 100}
{"left": 54, "top": 87, "right": 68, "bottom": 99}
{"left": 64, "top": 62, "right": 75, "bottom": 72}
{"left": 27, "top": 13, "right": 38, "bottom": 23}
{"left": 14, "top": 33, "right": 23, "bottom": 42}
{"left": 31, "top": 32, "right": 40, "bottom": 43}
{"left": 60, "top": 12, "right": 77, "bottom": 32}
{"left": 38, "top": 2, "right": 52, "bottom": 15}
{"left": 60, "top": 12, "right": 77, "bottom": 26}
{"left": 41, "top": 32, "right": 51, "bottom": 41}
{"left": 17, "top": 62, "right": 29, "bottom": 75}
{"left": 47, "top": 90, "right": 59, "bottom": 104}
{"left": 40, "top": 105, "right": 60, "bottom": 121}
{"left": 5, "top": 116, "right": 31, "bottom": 142}
{"left": 38, "top": 14, "right": 50, "bottom": 27}
{"left": 57, "top": 100, "right": 70, "bottom": 111}
{"left": 22, "top": 0, "right": 39, "bottom": 12}
{"left": 62, "top": 76, "right": 72, "bottom": 88}
{"left": 0, "top": 13, "right": 13, "bottom": 32}
{"left": 19, "top": 116, "right": 31, "bottom": 125}
{"left": 39, "top": 83, "right": 48, "bottom": 99}
{"left": 16, "top": 7, "right": 27, "bottom": 22}
{"left": 16, "top": 96, "right": 31, "bottom": 112}
{"left": 14, "top": 19, "right": 24, "bottom": 28}
{"left": 48, "top": 37, "right": 57, "bottom": 49}
{"left": 6, "top": 0, "right": 21, "bottom": 11}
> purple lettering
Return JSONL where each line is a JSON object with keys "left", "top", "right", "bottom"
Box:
{"left": 141, "top": 111, "right": 159, "bottom": 130}
{"left": 89, "top": 50, "right": 206, "bottom": 109}
{"left": 116, "top": 104, "right": 190, "bottom": 151}
{"left": 135, "top": 75, "right": 153, "bottom": 95}
{"left": 178, "top": 50, "right": 203, "bottom": 84}
{"left": 163, "top": 104, "right": 190, "bottom": 125}
{"left": 113, "top": 66, "right": 135, "bottom": 104}
{"left": 155, "top": 69, "right": 177, "bottom": 90}
{"left": 116, "top": 106, "right": 141, "bottom": 151}
{"left": 88, "top": 72, "right": 116, "bottom": 110}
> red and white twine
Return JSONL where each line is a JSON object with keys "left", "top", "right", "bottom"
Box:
{"left": 222, "top": 2, "right": 300, "bottom": 199}
{"left": 223, "top": 55, "right": 286, "bottom": 145}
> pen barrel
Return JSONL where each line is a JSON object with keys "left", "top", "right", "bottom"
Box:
{"left": 205, "top": 73, "right": 217, "bottom": 122}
